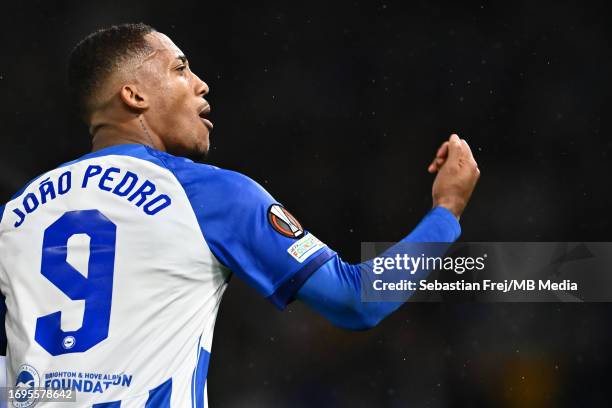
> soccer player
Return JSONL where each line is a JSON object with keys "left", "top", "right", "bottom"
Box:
{"left": 0, "top": 23, "right": 479, "bottom": 407}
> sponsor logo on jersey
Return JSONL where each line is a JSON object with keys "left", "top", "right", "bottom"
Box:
{"left": 13, "top": 364, "right": 40, "bottom": 408}
{"left": 287, "top": 234, "right": 326, "bottom": 263}
{"left": 44, "top": 371, "right": 133, "bottom": 394}
{"left": 268, "top": 204, "right": 304, "bottom": 238}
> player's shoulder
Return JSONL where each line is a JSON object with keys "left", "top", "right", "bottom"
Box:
{"left": 146, "top": 147, "right": 267, "bottom": 198}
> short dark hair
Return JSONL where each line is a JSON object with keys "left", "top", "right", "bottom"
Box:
{"left": 68, "top": 23, "right": 156, "bottom": 118}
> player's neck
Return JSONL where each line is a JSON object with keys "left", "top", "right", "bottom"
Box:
{"left": 90, "top": 119, "right": 165, "bottom": 153}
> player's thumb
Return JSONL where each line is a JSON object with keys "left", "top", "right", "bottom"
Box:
{"left": 446, "top": 134, "right": 463, "bottom": 160}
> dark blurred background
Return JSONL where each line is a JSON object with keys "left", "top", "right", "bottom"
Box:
{"left": 1, "top": 0, "right": 611, "bottom": 406}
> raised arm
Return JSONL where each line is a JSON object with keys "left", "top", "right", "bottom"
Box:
{"left": 296, "top": 134, "right": 480, "bottom": 330}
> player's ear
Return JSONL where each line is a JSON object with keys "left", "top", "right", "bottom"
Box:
{"left": 119, "top": 84, "right": 149, "bottom": 111}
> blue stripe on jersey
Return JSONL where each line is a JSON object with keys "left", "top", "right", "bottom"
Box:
{"left": 192, "top": 348, "right": 211, "bottom": 408}
{"left": 190, "top": 345, "right": 200, "bottom": 408}
{"left": 92, "top": 401, "right": 121, "bottom": 407}
{"left": 145, "top": 377, "right": 172, "bottom": 407}
{"left": 190, "top": 336, "right": 202, "bottom": 407}
{"left": 90, "top": 378, "right": 172, "bottom": 408}
{"left": 0, "top": 205, "right": 4, "bottom": 224}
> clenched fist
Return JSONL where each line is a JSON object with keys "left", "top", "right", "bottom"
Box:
{"left": 428, "top": 134, "right": 480, "bottom": 220}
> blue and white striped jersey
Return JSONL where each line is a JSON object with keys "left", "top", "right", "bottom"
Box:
{"left": 0, "top": 144, "right": 335, "bottom": 407}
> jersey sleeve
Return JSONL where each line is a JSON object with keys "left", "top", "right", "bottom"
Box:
{"left": 296, "top": 207, "right": 461, "bottom": 329}
{"left": 154, "top": 150, "right": 336, "bottom": 309}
